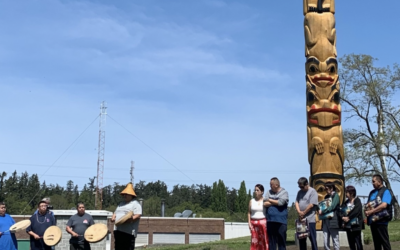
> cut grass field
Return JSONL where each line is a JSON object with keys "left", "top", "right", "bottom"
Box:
{"left": 141, "top": 220, "right": 400, "bottom": 250}
{"left": 364, "top": 219, "right": 400, "bottom": 243}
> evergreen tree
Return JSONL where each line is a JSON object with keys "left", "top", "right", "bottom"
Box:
{"left": 197, "top": 184, "right": 212, "bottom": 208}
{"left": 247, "top": 189, "right": 252, "bottom": 207}
{"left": 65, "top": 180, "right": 74, "bottom": 205}
{"left": 0, "top": 171, "right": 7, "bottom": 201}
{"left": 217, "top": 179, "right": 227, "bottom": 212}
{"left": 142, "top": 196, "right": 161, "bottom": 216}
{"left": 73, "top": 185, "right": 80, "bottom": 205}
{"left": 79, "top": 184, "right": 95, "bottom": 209}
{"left": 236, "top": 181, "right": 248, "bottom": 213}
{"left": 211, "top": 181, "right": 218, "bottom": 212}
{"left": 27, "top": 174, "right": 41, "bottom": 209}
{"left": 102, "top": 185, "right": 112, "bottom": 209}
{"left": 226, "top": 187, "right": 237, "bottom": 213}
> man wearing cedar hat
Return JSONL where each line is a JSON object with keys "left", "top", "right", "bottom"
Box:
{"left": 111, "top": 183, "right": 142, "bottom": 250}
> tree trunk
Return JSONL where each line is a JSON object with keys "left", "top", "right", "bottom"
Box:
{"left": 392, "top": 193, "right": 400, "bottom": 220}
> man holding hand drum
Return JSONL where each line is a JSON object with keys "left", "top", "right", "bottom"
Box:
{"left": 66, "top": 202, "right": 94, "bottom": 250}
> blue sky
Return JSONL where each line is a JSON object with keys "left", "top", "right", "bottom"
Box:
{"left": 1, "top": 0, "right": 399, "bottom": 202}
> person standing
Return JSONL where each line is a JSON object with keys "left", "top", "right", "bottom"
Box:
{"left": 248, "top": 184, "right": 268, "bottom": 250}
{"left": 34, "top": 198, "right": 54, "bottom": 219}
{"left": 341, "top": 185, "right": 364, "bottom": 250}
{"left": 0, "top": 202, "right": 18, "bottom": 250}
{"left": 319, "top": 182, "right": 340, "bottom": 250}
{"left": 26, "top": 200, "right": 56, "bottom": 250}
{"left": 264, "top": 177, "right": 289, "bottom": 250}
{"left": 66, "top": 202, "right": 95, "bottom": 250}
{"left": 295, "top": 177, "right": 318, "bottom": 250}
{"left": 365, "top": 174, "right": 392, "bottom": 250}
{"left": 111, "top": 183, "right": 142, "bottom": 250}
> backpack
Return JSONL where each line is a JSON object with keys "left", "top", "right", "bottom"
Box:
{"left": 368, "top": 187, "right": 393, "bottom": 222}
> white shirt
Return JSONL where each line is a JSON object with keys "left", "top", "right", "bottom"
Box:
{"left": 114, "top": 200, "right": 142, "bottom": 237}
{"left": 250, "top": 198, "right": 265, "bottom": 219}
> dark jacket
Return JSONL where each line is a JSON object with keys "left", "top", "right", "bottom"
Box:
{"left": 342, "top": 197, "right": 364, "bottom": 231}
{"left": 321, "top": 192, "right": 340, "bottom": 229}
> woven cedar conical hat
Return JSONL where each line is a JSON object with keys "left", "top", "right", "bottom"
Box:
{"left": 43, "top": 225, "right": 62, "bottom": 246}
{"left": 120, "top": 182, "right": 136, "bottom": 196}
{"left": 9, "top": 220, "right": 31, "bottom": 232}
{"left": 84, "top": 223, "right": 108, "bottom": 243}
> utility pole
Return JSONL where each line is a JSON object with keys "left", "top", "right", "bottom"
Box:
{"left": 130, "top": 161, "right": 135, "bottom": 185}
{"left": 95, "top": 101, "right": 107, "bottom": 210}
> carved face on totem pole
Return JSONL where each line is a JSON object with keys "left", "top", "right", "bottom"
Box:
{"left": 313, "top": 176, "right": 345, "bottom": 202}
{"left": 303, "top": 0, "right": 344, "bottom": 203}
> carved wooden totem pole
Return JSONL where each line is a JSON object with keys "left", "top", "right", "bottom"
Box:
{"left": 303, "top": 0, "right": 345, "bottom": 204}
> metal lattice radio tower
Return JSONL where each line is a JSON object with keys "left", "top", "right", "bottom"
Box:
{"left": 95, "top": 101, "right": 107, "bottom": 210}
{"left": 130, "top": 161, "right": 135, "bottom": 185}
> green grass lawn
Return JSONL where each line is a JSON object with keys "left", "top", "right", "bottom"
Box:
{"left": 142, "top": 220, "right": 400, "bottom": 250}
{"left": 364, "top": 219, "right": 400, "bottom": 244}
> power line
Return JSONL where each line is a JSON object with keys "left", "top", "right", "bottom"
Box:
{"left": 19, "top": 115, "right": 99, "bottom": 214}
{"left": 107, "top": 114, "right": 196, "bottom": 183}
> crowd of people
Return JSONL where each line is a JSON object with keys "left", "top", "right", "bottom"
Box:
{"left": 248, "top": 175, "right": 394, "bottom": 250}
{"left": 0, "top": 176, "right": 395, "bottom": 250}
{"left": 0, "top": 182, "right": 142, "bottom": 250}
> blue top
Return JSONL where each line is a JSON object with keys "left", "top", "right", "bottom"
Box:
{"left": 368, "top": 189, "right": 392, "bottom": 225}
{"left": 265, "top": 188, "right": 289, "bottom": 224}
{"left": 0, "top": 214, "right": 18, "bottom": 250}
{"left": 26, "top": 212, "right": 56, "bottom": 250}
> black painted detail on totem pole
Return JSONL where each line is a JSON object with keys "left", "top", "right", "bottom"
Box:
{"left": 306, "top": 57, "right": 320, "bottom": 65}
{"left": 337, "top": 148, "right": 343, "bottom": 165}
{"left": 310, "top": 173, "right": 345, "bottom": 185}
{"left": 333, "top": 92, "right": 340, "bottom": 104}
{"left": 308, "top": 0, "right": 330, "bottom": 13}
{"left": 310, "top": 149, "right": 317, "bottom": 173}
{"left": 326, "top": 58, "right": 338, "bottom": 66}
{"left": 331, "top": 83, "right": 337, "bottom": 91}
{"left": 308, "top": 92, "right": 315, "bottom": 103}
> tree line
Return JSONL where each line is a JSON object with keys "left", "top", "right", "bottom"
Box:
{"left": 0, "top": 170, "right": 259, "bottom": 222}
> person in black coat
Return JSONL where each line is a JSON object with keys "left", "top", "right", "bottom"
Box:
{"left": 341, "top": 185, "right": 364, "bottom": 250}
